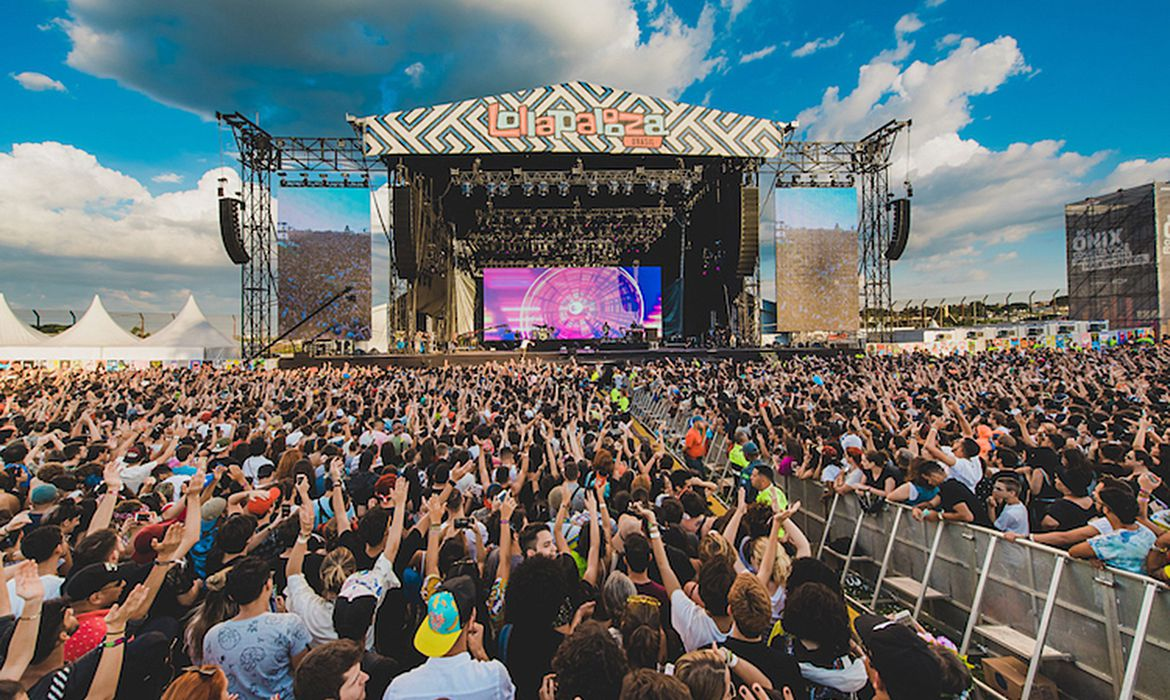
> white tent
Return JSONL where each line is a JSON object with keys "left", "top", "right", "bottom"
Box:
{"left": 0, "top": 293, "right": 47, "bottom": 346}
{"left": 143, "top": 296, "right": 236, "bottom": 361}
{"left": 45, "top": 295, "right": 140, "bottom": 348}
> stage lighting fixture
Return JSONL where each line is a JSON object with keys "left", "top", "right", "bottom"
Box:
{"left": 558, "top": 181, "right": 570, "bottom": 196}
{"left": 486, "top": 182, "right": 497, "bottom": 197}
{"left": 622, "top": 181, "right": 634, "bottom": 196}
{"left": 647, "top": 181, "right": 659, "bottom": 195}
{"left": 588, "top": 180, "right": 599, "bottom": 196}
{"left": 499, "top": 182, "right": 511, "bottom": 196}
{"left": 461, "top": 182, "right": 473, "bottom": 197}
{"left": 682, "top": 178, "right": 693, "bottom": 194}
{"left": 523, "top": 182, "right": 534, "bottom": 197}
{"left": 537, "top": 181, "right": 550, "bottom": 197}
{"left": 608, "top": 179, "right": 620, "bottom": 195}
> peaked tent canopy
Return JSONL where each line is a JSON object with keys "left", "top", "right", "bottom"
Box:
{"left": 143, "top": 296, "right": 236, "bottom": 360}
{"left": 0, "top": 293, "right": 47, "bottom": 346}
{"left": 44, "top": 295, "right": 140, "bottom": 347}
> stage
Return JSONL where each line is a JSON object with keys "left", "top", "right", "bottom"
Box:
{"left": 277, "top": 345, "right": 850, "bottom": 369}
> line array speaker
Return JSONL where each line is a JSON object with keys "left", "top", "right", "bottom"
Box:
{"left": 392, "top": 185, "right": 417, "bottom": 280}
{"left": 736, "top": 186, "right": 759, "bottom": 275}
{"left": 886, "top": 198, "right": 910, "bottom": 261}
{"left": 218, "top": 197, "right": 249, "bottom": 265}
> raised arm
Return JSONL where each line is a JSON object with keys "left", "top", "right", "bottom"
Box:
{"left": 497, "top": 495, "right": 516, "bottom": 586}
{"left": 329, "top": 458, "right": 351, "bottom": 535}
{"left": 583, "top": 492, "right": 602, "bottom": 587}
{"left": 87, "top": 461, "right": 123, "bottom": 536}
{"left": 633, "top": 502, "right": 681, "bottom": 596}
{"left": 89, "top": 584, "right": 150, "bottom": 700}
{"left": 554, "top": 483, "right": 572, "bottom": 555}
{"left": 384, "top": 477, "right": 410, "bottom": 565}
{"left": 757, "top": 501, "right": 801, "bottom": 587}
{"left": 0, "top": 562, "right": 44, "bottom": 681}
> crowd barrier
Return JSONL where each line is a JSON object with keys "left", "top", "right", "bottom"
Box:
{"left": 627, "top": 386, "right": 1169, "bottom": 700}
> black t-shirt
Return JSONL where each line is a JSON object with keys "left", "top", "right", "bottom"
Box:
{"left": 939, "top": 480, "right": 993, "bottom": 528}
{"left": 723, "top": 637, "right": 806, "bottom": 697}
{"left": 504, "top": 626, "right": 564, "bottom": 700}
{"left": 1044, "top": 498, "right": 1096, "bottom": 531}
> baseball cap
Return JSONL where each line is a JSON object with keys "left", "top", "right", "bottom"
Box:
{"left": 131, "top": 522, "right": 167, "bottom": 565}
{"left": 64, "top": 562, "right": 129, "bottom": 601}
{"left": 30, "top": 484, "right": 59, "bottom": 506}
{"left": 201, "top": 496, "right": 228, "bottom": 522}
{"left": 854, "top": 614, "right": 942, "bottom": 700}
{"left": 414, "top": 575, "right": 476, "bottom": 657}
{"left": 246, "top": 487, "right": 281, "bottom": 516}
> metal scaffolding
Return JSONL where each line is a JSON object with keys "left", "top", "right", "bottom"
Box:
{"left": 761, "top": 119, "right": 911, "bottom": 341}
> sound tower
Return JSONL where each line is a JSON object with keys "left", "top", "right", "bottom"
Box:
{"left": 218, "top": 197, "right": 250, "bottom": 264}
{"left": 392, "top": 184, "right": 417, "bottom": 279}
{"left": 737, "top": 186, "right": 760, "bottom": 275}
{"left": 886, "top": 198, "right": 910, "bottom": 261}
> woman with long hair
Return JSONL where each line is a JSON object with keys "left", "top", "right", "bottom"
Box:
{"left": 183, "top": 567, "right": 237, "bottom": 665}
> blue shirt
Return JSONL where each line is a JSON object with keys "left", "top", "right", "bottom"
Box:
{"left": 203, "top": 612, "right": 311, "bottom": 700}
{"left": 1088, "top": 525, "right": 1156, "bottom": 574}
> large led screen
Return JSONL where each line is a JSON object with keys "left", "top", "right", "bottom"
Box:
{"left": 277, "top": 230, "right": 372, "bottom": 341}
{"left": 483, "top": 267, "right": 661, "bottom": 341}
{"left": 772, "top": 189, "right": 859, "bottom": 332}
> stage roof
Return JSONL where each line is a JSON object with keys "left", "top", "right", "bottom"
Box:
{"left": 349, "top": 82, "right": 793, "bottom": 159}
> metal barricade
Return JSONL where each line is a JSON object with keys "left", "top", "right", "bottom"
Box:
{"left": 777, "top": 473, "right": 1169, "bottom": 700}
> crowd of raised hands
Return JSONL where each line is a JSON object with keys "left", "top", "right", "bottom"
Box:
{"left": 0, "top": 346, "right": 1163, "bottom": 698}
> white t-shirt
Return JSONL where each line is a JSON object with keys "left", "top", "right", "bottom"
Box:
{"left": 242, "top": 455, "right": 274, "bottom": 487}
{"left": 284, "top": 574, "right": 337, "bottom": 647}
{"left": 670, "top": 589, "right": 728, "bottom": 652}
{"left": 384, "top": 652, "right": 515, "bottom": 700}
{"left": 941, "top": 448, "right": 982, "bottom": 493}
{"left": 995, "top": 503, "right": 1030, "bottom": 535}
{"left": 8, "top": 574, "right": 63, "bottom": 617}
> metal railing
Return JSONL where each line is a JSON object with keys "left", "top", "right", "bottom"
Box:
{"left": 628, "top": 386, "right": 1169, "bottom": 700}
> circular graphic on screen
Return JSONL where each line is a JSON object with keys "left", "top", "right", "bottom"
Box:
{"left": 519, "top": 268, "right": 645, "bottom": 340}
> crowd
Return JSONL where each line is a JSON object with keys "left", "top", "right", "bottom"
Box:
{"left": 0, "top": 347, "right": 1165, "bottom": 699}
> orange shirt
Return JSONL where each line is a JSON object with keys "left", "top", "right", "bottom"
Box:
{"left": 685, "top": 427, "right": 707, "bottom": 459}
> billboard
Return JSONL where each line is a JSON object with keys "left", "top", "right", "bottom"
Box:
{"left": 483, "top": 267, "right": 661, "bottom": 341}
{"left": 1066, "top": 183, "right": 1159, "bottom": 329}
{"left": 277, "top": 230, "right": 372, "bottom": 341}
{"left": 771, "top": 189, "right": 859, "bottom": 332}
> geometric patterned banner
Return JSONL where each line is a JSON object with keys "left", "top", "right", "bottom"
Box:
{"left": 349, "top": 82, "right": 793, "bottom": 158}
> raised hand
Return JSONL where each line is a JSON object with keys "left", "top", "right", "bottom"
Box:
{"left": 13, "top": 560, "right": 44, "bottom": 602}
{"left": 500, "top": 494, "right": 517, "bottom": 522}
{"left": 152, "top": 522, "right": 184, "bottom": 560}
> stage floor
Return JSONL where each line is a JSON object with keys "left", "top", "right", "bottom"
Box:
{"left": 277, "top": 345, "right": 850, "bottom": 369}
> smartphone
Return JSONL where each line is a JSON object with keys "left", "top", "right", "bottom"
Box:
{"left": 135, "top": 512, "right": 152, "bottom": 523}
{"left": 280, "top": 503, "right": 293, "bottom": 518}
{"left": 453, "top": 517, "right": 473, "bottom": 530}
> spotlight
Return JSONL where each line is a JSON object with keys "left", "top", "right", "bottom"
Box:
{"left": 537, "top": 181, "right": 549, "bottom": 197}
{"left": 558, "top": 181, "right": 570, "bottom": 196}
{"left": 523, "top": 182, "right": 534, "bottom": 197}
{"left": 623, "top": 181, "right": 634, "bottom": 196}
{"left": 647, "top": 180, "right": 659, "bottom": 195}
{"left": 461, "top": 182, "right": 473, "bottom": 197}
{"left": 486, "top": 182, "right": 497, "bottom": 198}
{"left": 588, "top": 180, "right": 599, "bottom": 196}
{"left": 499, "top": 182, "right": 511, "bottom": 196}
{"left": 608, "top": 180, "right": 620, "bottom": 195}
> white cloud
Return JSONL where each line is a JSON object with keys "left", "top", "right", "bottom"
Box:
{"left": 721, "top": 0, "right": 751, "bottom": 22}
{"left": 403, "top": 61, "right": 424, "bottom": 86}
{"left": 56, "top": 0, "right": 723, "bottom": 132}
{"left": 151, "top": 172, "right": 183, "bottom": 184}
{"left": 740, "top": 45, "right": 777, "bottom": 64}
{"left": 796, "top": 16, "right": 1162, "bottom": 298}
{"left": 936, "top": 33, "right": 962, "bottom": 50}
{"left": 791, "top": 34, "right": 843, "bottom": 58}
{"left": 925, "top": 0, "right": 946, "bottom": 7}
{"left": 11, "top": 71, "right": 67, "bottom": 92}
{"left": 0, "top": 142, "right": 238, "bottom": 267}
{"left": 895, "top": 13, "right": 924, "bottom": 36}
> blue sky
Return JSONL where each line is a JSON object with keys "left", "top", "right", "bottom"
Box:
{"left": 1, "top": 0, "right": 1168, "bottom": 316}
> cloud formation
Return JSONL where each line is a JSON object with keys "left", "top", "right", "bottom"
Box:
{"left": 791, "top": 34, "right": 844, "bottom": 58}
{"left": 57, "top": 0, "right": 723, "bottom": 132}
{"left": 151, "top": 172, "right": 183, "bottom": 184}
{"left": 739, "top": 45, "right": 776, "bottom": 64}
{"left": 796, "top": 18, "right": 1170, "bottom": 299}
{"left": 11, "top": 71, "right": 66, "bottom": 92}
